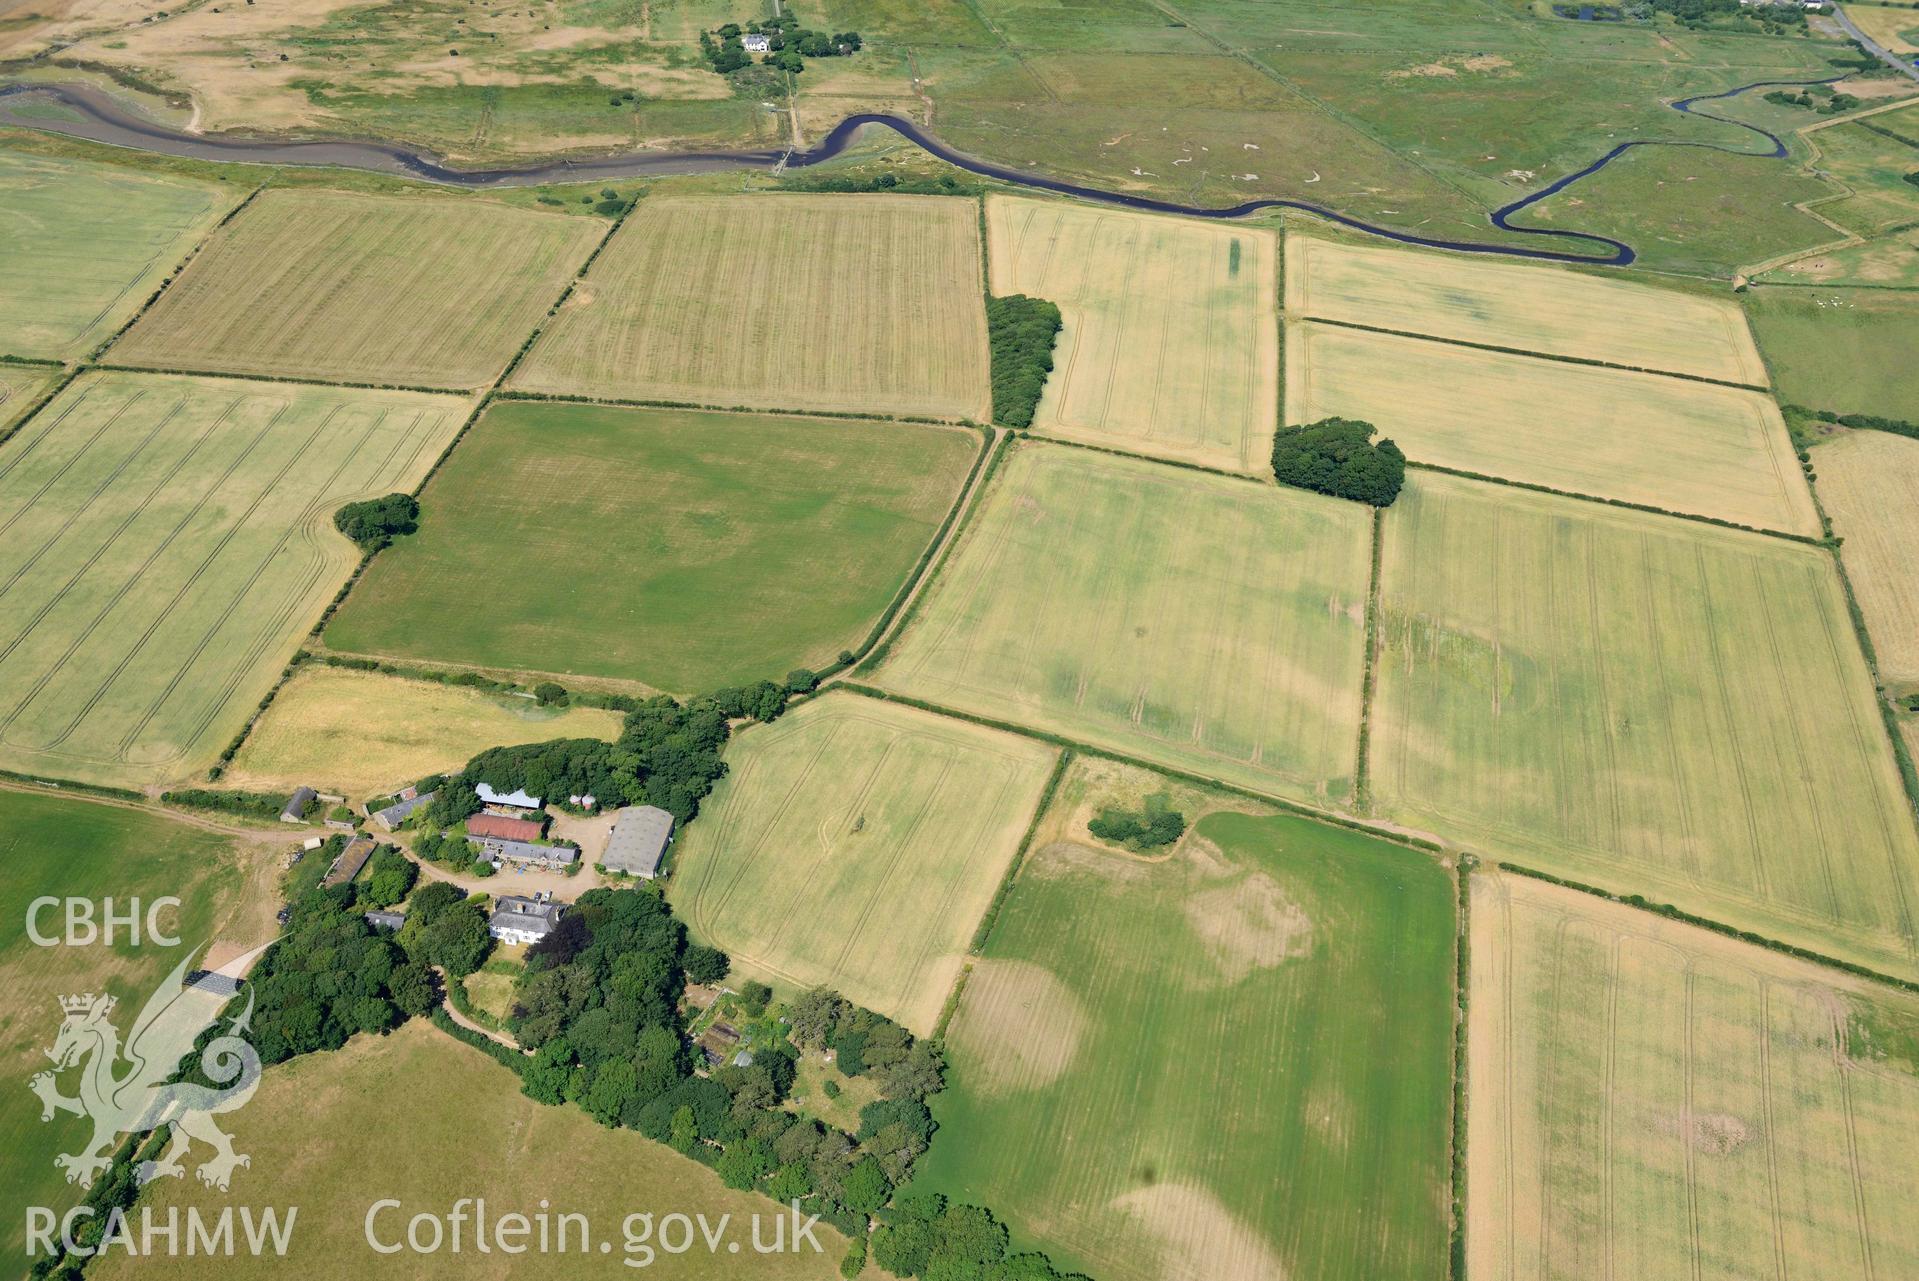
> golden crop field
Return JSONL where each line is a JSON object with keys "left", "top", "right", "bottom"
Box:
{"left": 0, "top": 364, "right": 60, "bottom": 434}
{"left": 1286, "top": 322, "right": 1819, "bottom": 535}
{"left": 1469, "top": 870, "right": 1919, "bottom": 1281}
{"left": 984, "top": 195, "right": 1278, "bottom": 472}
{"left": 1371, "top": 472, "right": 1919, "bottom": 978}
{"left": 0, "top": 371, "right": 469, "bottom": 786}
{"left": 112, "top": 189, "right": 603, "bottom": 388}
{"left": 0, "top": 149, "right": 239, "bottom": 361}
{"left": 670, "top": 694, "right": 1058, "bottom": 1035}
{"left": 94, "top": 1022, "right": 847, "bottom": 1281}
{"left": 1283, "top": 230, "right": 1770, "bottom": 384}
{"left": 513, "top": 193, "right": 991, "bottom": 420}
{"left": 225, "top": 665, "right": 624, "bottom": 797}
{"left": 1844, "top": 3, "right": 1919, "bottom": 54}
{"left": 873, "top": 441, "right": 1372, "bottom": 806}
{"left": 1812, "top": 430, "right": 1919, "bottom": 682}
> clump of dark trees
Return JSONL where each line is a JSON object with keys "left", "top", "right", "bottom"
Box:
{"left": 247, "top": 851, "right": 481, "bottom": 1065}
{"left": 703, "top": 16, "right": 861, "bottom": 75}
{"left": 332, "top": 493, "right": 419, "bottom": 551}
{"left": 1788, "top": 403, "right": 1919, "bottom": 442}
{"left": 1766, "top": 85, "right": 1860, "bottom": 115}
{"left": 986, "top": 294, "right": 1063, "bottom": 429}
{"left": 1272, "top": 416, "right": 1406, "bottom": 506}
{"left": 1088, "top": 792, "right": 1188, "bottom": 852}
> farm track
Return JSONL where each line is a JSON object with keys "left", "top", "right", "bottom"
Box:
{"left": 0, "top": 77, "right": 1851, "bottom": 267}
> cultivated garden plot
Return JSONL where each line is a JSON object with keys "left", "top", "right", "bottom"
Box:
{"left": 916, "top": 805, "right": 1455, "bottom": 1281}
{"left": 512, "top": 193, "right": 992, "bottom": 420}
{"left": 1286, "top": 322, "right": 1820, "bottom": 535}
{"left": 1813, "top": 430, "right": 1919, "bottom": 683}
{"left": 1282, "top": 230, "right": 1771, "bottom": 384}
{"left": 984, "top": 195, "right": 1279, "bottom": 472}
{"left": 670, "top": 695, "right": 1057, "bottom": 1035}
{"left": 1371, "top": 472, "right": 1919, "bottom": 979}
{"left": 1469, "top": 870, "right": 1919, "bottom": 1281}
{"left": 92, "top": 1023, "right": 848, "bottom": 1281}
{"left": 111, "top": 189, "right": 603, "bottom": 388}
{"left": 0, "top": 149, "right": 240, "bottom": 362}
{"left": 0, "top": 364, "right": 61, "bottom": 434}
{"left": 224, "top": 665, "right": 624, "bottom": 798}
{"left": 0, "top": 789, "right": 262, "bottom": 1259}
{"left": 326, "top": 402, "right": 980, "bottom": 692}
{"left": 873, "top": 442, "right": 1372, "bottom": 806}
{"left": 0, "top": 371, "right": 469, "bottom": 786}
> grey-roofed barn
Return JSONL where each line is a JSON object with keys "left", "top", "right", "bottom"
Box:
{"left": 371, "top": 790, "right": 434, "bottom": 831}
{"left": 603, "top": 804, "right": 674, "bottom": 878}
{"left": 279, "top": 786, "right": 316, "bottom": 823}
{"left": 363, "top": 910, "right": 405, "bottom": 932}
{"left": 468, "top": 835, "right": 578, "bottom": 868}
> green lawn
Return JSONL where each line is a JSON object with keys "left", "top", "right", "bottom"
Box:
{"left": 326, "top": 402, "right": 980, "bottom": 693}
{"left": 1744, "top": 285, "right": 1919, "bottom": 421}
{"left": 915, "top": 807, "right": 1456, "bottom": 1281}
{"left": 0, "top": 788, "right": 265, "bottom": 1260}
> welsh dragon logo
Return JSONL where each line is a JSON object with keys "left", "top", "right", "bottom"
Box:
{"left": 31, "top": 948, "right": 265, "bottom": 1192}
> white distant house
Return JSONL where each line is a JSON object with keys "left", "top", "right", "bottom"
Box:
{"left": 476, "top": 782, "right": 542, "bottom": 811}
{"left": 742, "top": 32, "right": 772, "bottom": 53}
{"left": 603, "top": 805, "right": 675, "bottom": 879}
{"left": 489, "top": 893, "right": 565, "bottom": 945}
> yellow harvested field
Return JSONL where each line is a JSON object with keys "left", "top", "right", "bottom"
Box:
{"left": 112, "top": 189, "right": 603, "bottom": 388}
{"left": 1373, "top": 472, "right": 1919, "bottom": 979}
{"left": 874, "top": 442, "right": 1372, "bottom": 807}
{"left": 1287, "top": 323, "right": 1818, "bottom": 535}
{"left": 1284, "top": 231, "right": 1770, "bottom": 384}
{"left": 1846, "top": 3, "right": 1919, "bottom": 54}
{"left": 0, "top": 364, "right": 60, "bottom": 433}
{"left": 1814, "top": 430, "right": 1919, "bottom": 681}
{"left": 514, "top": 194, "right": 991, "bottom": 420}
{"left": 671, "top": 694, "right": 1057, "bottom": 1035}
{"left": 225, "top": 665, "right": 624, "bottom": 796}
{"left": 985, "top": 195, "right": 1278, "bottom": 472}
{"left": 1469, "top": 869, "right": 1919, "bottom": 1281}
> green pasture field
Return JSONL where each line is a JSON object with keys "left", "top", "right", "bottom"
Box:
{"left": 0, "top": 149, "right": 239, "bottom": 361}
{"left": 1371, "top": 471, "right": 1919, "bottom": 979}
{"left": 326, "top": 401, "right": 978, "bottom": 693}
{"left": 92, "top": 1021, "right": 847, "bottom": 1281}
{"left": 1744, "top": 285, "right": 1919, "bottom": 421}
{"left": 916, "top": 804, "right": 1455, "bottom": 1281}
{"left": 112, "top": 188, "right": 603, "bottom": 389}
{"left": 1282, "top": 229, "right": 1770, "bottom": 383}
{"left": 1470, "top": 869, "right": 1919, "bottom": 1281}
{"left": 1286, "top": 322, "right": 1819, "bottom": 535}
{"left": 0, "top": 371, "right": 469, "bottom": 786}
{"left": 0, "top": 787, "right": 274, "bottom": 1260}
{"left": 985, "top": 195, "right": 1278, "bottom": 473}
{"left": 0, "top": 365, "right": 61, "bottom": 434}
{"left": 1517, "top": 143, "right": 1838, "bottom": 278}
{"left": 669, "top": 694, "right": 1058, "bottom": 1035}
{"left": 512, "top": 193, "right": 992, "bottom": 420}
{"left": 1802, "top": 108, "right": 1919, "bottom": 237}
{"left": 872, "top": 441, "right": 1373, "bottom": 807}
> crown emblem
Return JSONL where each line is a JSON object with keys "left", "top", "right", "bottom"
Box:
{"left": 59, "top": 993, "right": 113, "bottom": 1016}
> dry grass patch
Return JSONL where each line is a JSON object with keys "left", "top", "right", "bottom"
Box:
{"left": 985, "top": 195, "right": 1278, "bottom": 472}
{"left": 92, "top": 1022, "right": 846, "bottom": 1280}
{"left": 1470, "top": 869, "right": 1919, "bottom": 1281}
{"left": 1815, "top": 430, "right": 1919, "bottom": 681}
{"left": 0, "top": 365, "right": 61, "bottom": 433}
{"left": 942, "top": 959, "right": 1088, "bottom": 1096}
{"left": 225, "top": 665, "right": 623, "bottom": 797}
{"left": 113, "top": 188, "right": 602, "bottom": 388}
{"left": 874, "top": 441, "right": 1375, "bottom": 806}
{"left": 0, "top": 149, "right": 239, "bottom": 361}
{"left": 1286, "top": 322, "right": 1818, "bottom": 535}
{"left": 1845, "top": 3, "right": 1919, "bottom": 53}
{"left": 0, "top": 371, "right": 469, "bottom": 786}
{"left": 1284, "top": 230, "right": 1769, "bottom": 383}
{"left": 1372, "top": 471, "right": 1919, "bottom": 978}
{"left": 670, "top": 694, "right": 1057, "bottom": 1035}
{"left": 514, "top": 194, "right": 990, "bottom": 419}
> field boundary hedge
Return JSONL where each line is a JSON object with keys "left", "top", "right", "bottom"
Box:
{"left": 1354, "top": 506, "right": 1385, "bottom": 812}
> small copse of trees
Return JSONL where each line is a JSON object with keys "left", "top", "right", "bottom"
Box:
{"left": 1087, "top": 792, "right": 1188, "bottom": 852}
{"left": 1272, "top": 416, "right": 1406, "bottom": 507}
{"left": 333, "top": 493, "right": 420, "bottom": 552}
{"left": 986, "top": 294, "right": 1063, "bottom": 429}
